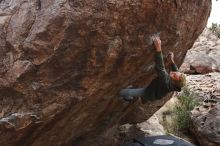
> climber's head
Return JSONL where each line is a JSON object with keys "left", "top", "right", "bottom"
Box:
{"left": 169, "top": 71, "right": 186, "bottom": 89}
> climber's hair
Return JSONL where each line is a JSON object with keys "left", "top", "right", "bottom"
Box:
{"left": 171, "top": 73, "right": 186, "bottom": 89}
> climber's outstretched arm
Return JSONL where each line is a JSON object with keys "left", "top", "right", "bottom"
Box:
{"left": 152, "top": 36, "right": 168, "bottom": 80}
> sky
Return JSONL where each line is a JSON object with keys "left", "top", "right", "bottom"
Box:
{"left": 207, "top": 0, "right": 220, "bottom": 26}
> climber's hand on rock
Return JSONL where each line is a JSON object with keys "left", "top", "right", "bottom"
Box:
{"left": 152, "top": 36, "right": 161, "bottom": 52}
{"left": 167, "top": 52, "right": 174, "bottom": 63}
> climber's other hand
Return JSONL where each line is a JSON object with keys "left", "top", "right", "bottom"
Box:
{"left": 167, "top": 52, "right": 174, "bottom": 63}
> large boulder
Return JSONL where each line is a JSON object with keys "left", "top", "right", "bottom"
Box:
{"left": 180, "top": 28, "right": 220, "bottom": 74}
{"left": 0, "top": 0, "right": 211, "bottom": 145}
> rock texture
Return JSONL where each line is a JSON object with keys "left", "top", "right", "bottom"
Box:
{"left": 180, "top": 28, "right": 220, "bottom": 74}
{"left": 185, "top": 73, "right": 220, "bottom": 146}
{"left": 190, "top": 99, "right": 220, "bottom": 146}
{"left": 0, "top": 0, "right": 211, "bottom": 146}
{"left": 186, "top": 73, "right": 220, "bottom": 101}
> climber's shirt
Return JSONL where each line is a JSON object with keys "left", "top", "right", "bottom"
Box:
{"left": 142, "top": 51, "right": 179, "bottom": 101}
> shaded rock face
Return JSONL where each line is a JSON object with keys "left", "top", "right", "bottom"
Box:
{"left": 180, "top": 28, "right": 220, "bottom": 74}
{"left": 0, "top": 0, "right": 211, "bottom": 146}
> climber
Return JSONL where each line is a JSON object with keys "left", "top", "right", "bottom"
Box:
{"left": 120, "top": 36, "right": 186, "bottom": 103}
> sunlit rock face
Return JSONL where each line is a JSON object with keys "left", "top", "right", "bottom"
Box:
{"left": 180, "top": 28, "right": 220, "bottom": 74}
{"left": 0, "top": 0, "right": 211, "bottom": 145}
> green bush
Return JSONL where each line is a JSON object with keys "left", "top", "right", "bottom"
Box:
{"left": 172, "top": 87, "right": 198, "bottom": 132}
{"left": 209, "top": 23, "right": 220, "bottom": 38}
